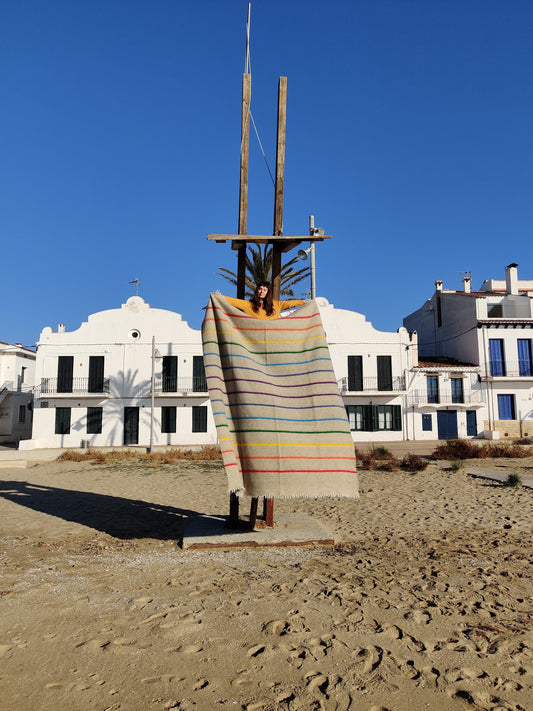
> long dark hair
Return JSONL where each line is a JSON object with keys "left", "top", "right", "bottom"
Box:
{"left": 250, "top": 280, "right": 274, "bottom": 316}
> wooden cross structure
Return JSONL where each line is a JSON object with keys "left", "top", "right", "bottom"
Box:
{"left": 207, "top": 60, "right": 330, "bottom": 530}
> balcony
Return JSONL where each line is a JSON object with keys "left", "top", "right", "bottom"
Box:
{"left": 142, "top": 376, "right": 208, "bottom": 397}
{"left": 40, "top": 377, "right": 110, "bottom": 396}
{"left": 481, "top": 360, "right": 533, "bottom": 380}
{"left": 338, "top": 375, "right": 406, "bottom": 394}
{"left": 409, "top": 389, "right": 484, "bottom": 408}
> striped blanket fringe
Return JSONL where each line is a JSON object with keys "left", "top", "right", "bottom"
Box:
{"left": 202, "top": 293, "right": 359, "bottom": 499}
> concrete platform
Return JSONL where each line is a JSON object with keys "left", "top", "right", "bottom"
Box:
{"left": 181, "top": 512, "right": 335, "bottom": 550}
{"left": 468, "top": 468, "right": 533, "bottom": 489}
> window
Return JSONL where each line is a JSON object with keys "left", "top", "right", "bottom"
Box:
{"left": 87, "top": 407, "right": 102, "bottom": 434}
{"left": 347, "top": 356, "right": 363, "bottom": 391}
{"left": 161, "top": 406, "right": 177, "bottom": 433}
{"left": 192, "top": 406, "right": 207, "bottom": 432}
{"left": 57, "top": 356, "right": 74, "bottom": 393}
{"left": 377, "top": 356, "right": 393, "bottom": 391}
{"left": 162, "top": 356, "right": 178, "bottom": 392}
{"left": 346, "top": 405, "right": 364, "bottom": 431}
{"left": 193, "top": 356, "right": 207, "bottom": 392}
{"left": 88, "top": 356, "right": 105, "bottom": 393}
{"left": 466, "top": 410, "right": 477, "bottom": 436}
{"left": 422, "top": 413, "right": 432, "bottom": 431}
{"left": 497, "top": 394, "right": 515, "bottom": 420}
{"left": 427, "top": 375, "right": 439, "bottom": 403}
{"left": 489, "top": 339, "right": 506, "bottom": 376}
{"left": 450, "top": 377, "right": 464, "bottom": 404}
{"left": 376, "top": 405, "right": 401, "bottom": 431}
{"left": 55, "top": 407, "right": 71, "bottom": 434}
{"left": 518, "top": 339, "right": 532, "bottom": 377}
{"left": 18, "top": 405, "right": 26, "bottom": 423}
{"left": 488, "top": 303, "right": 503, "bottom": 318}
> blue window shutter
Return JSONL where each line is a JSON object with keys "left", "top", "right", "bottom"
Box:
{"left": 497, "top": 394, "right": 515, "bottom": 420}
{"left": 518, "top": 339, "right": 532, "bottom": 377}
{"left": 489, "top": 339, "right": 505, "bottom": 376}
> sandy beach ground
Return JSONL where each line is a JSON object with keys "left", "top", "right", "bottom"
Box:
{"left": 1, "top": 456, "right": 532, "bottom": 711}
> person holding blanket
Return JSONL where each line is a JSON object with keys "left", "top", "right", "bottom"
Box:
{"left": 201, "top": 286, "right": 359, "bottom": 500}
{"left": 224, "top": 280, "right": 305, "bottom": 320}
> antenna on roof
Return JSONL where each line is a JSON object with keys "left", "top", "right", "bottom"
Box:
{"left": 129, "top": 277, "right": 140, "bottom": 296}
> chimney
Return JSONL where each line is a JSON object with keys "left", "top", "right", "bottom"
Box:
{"left": 505, "top": 263, "right": 519, "bottom": 295}
{"left": 435, "top": 280, "right": 443, "bottom": 292}
{"left": 462, "top": 276, "right": 471, "bottom": 293}
{"left": 58, "top": 324, "right": 66, "bottom": 333}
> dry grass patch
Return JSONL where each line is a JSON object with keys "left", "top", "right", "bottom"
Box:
{"left": 431, "top": 439, "right": 533, "bottom": 460}
{"left": 58, "top": 446, "right": 222, "bottom": 465}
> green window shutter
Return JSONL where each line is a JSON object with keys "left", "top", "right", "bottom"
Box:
{"left": 88, "top": 356, "right": 105, "bottom": 393}
{"left": 347, "top": 356, "right": 363, "bottom": 391}
{"left": 392, "top": 405, "right": 402, "bottom": 431}
{"left": 57, "top": 356, "right": 74, "bottom": 393}
{"left": 193, "top": 356, "right": 207, "bottom": 392}
{"left": 55, "top": 407, "right": 71, "bottom": 434}
{"left": 87, "top": 407, "right": 103, "bottom": 434}
{"left": 162, "top": 356, "right": 178, "bottom": 392}
{"left": 377, "top": 356, "right": 392, "bottom": 391}
{"left": 161, "top": 406, "right": 177, "bottom": 433}
{"left": 192, "top": 406, "right": 207, "bottom": 433}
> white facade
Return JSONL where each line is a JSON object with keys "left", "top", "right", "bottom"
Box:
{"left": 403, "top": 264, "right": 533, "bottom": 440}
{"left": 21, "top": 297, "right": 217, "bottom": 450}
{"left": 0, "top": 342, "right": 36, "bottom": 444}
{"left": 318, "top": 298, "right": 414, "bottom": 442}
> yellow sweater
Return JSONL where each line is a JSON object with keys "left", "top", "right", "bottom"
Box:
{"left": 224, "top": 296, "right": 305, "bottom": 320}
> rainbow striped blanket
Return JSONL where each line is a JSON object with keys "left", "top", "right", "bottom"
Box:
{"left": 202, "top": 293, "right": 358, "bottom": 499}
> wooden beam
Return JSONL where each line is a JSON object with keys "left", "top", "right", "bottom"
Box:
{"left": 236, "top": 72, "right": 251, "bottom": 300}
{"left": 273, "top": 77, "right": 287, "bottom": 237}
{"left": 238, "top": 73, "right": 251, "bottom": 237}
{"left": 207, "top": 233, "right": 331, "bottom": 243}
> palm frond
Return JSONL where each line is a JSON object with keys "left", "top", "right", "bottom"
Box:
{"left": 216, "top": 243, "right": 310, "bottom": 298}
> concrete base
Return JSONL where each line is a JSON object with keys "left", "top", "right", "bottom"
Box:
{"left": 181, "top": 512, "right": 335, "bottom": 550}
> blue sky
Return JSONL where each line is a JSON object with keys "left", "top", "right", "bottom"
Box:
{"left": 2, "top": 0, "right": 532, "bottom": 348}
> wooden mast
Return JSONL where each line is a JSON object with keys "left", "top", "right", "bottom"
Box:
{"left": 209, "top": 7, "right": 330, "bottom": 530}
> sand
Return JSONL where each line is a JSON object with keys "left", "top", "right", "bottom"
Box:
{"left": 0, "top": 456, "right": 532, "bottom": 711}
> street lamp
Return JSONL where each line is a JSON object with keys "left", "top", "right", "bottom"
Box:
{"left": 149, "top": 336, "right": 162, "bottom": 453}
{"left": 297, "top": 215, "right": 324, "bottom": 299}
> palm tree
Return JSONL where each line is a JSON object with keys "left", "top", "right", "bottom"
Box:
{"left": 217, "top": 244, "right": 310, "bottom": 298}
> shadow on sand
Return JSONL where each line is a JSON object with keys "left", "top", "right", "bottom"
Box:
{"left": 0, "top": 480, "right": 217, "bottom": 542}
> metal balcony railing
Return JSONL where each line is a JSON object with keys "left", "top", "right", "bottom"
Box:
{"left": 409, "top": 389, "right": 483, "bottom": 406}
{"left": 481, "top": 360, "right": 533, "bottom": 378}
{"left": 152, "top": 376, "right": 208, "bottom": 394}
{"left": 40, "top": 377, "right": 111, "bottom": 394}
{"left": 338, "top": 375, "right": 406, "bottom": 393}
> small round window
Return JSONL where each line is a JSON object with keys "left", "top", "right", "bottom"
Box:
{"left": 129, "top": 329, "right": 141, "bottom": 340}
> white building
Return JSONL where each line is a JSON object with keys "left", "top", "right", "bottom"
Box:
{"left": 21, "top": 297, "right": 216, "bottom": 450}
{"left": 0, "top": 341, "right": 36, "bottom": 445}
{"left": 318, "top": 298, "right": 414, "bottom": 442}
{"left": 403, "top": 264, "right": 533, "bottom": 440}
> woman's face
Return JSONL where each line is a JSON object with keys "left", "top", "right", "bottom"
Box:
{"left": 257, "top": 285, "right": 269, "bottom": 299}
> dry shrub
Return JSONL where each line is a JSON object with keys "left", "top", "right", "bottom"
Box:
{"left": 400, "top": 453, "right": 428, "bottom": 472}
{"left": 57, "top": 446, "right": 221, "bottom": 465}
{"left": 355, "top": 446, "right": 400, "bottom": 471}
{"left": 432, "top": 440, "right": 484, "bottom": 460}
{"left": 484, "top": 442, "right": 533, "bottom": 458}
{"left": 57, "top": 450, "right": 94, "bottom": 462}
{"left": 432, "top": 439, "right": 533, "bottom": 460}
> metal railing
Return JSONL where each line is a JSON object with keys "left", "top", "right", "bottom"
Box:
{"left": 482, "top": 360, "right": 533, "bottom": 378}
{"left": 152, "top": 376, "right": 208, "bottom": 394}
{"left": 40, "top": 377, "right": 111, "bottom": 394}
{"left": 338, "top": 375, "right": 406, "bottom": 393}
{"left": 408, "top": 389, "right": 484, "bottom": 406}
